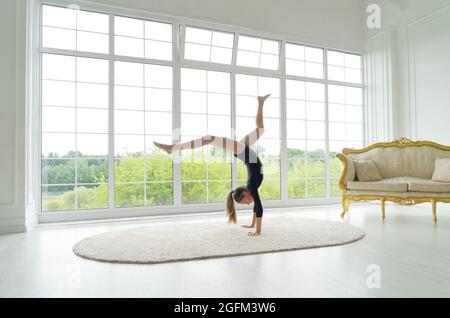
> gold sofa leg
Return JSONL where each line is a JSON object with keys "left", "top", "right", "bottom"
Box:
{"left": 432, "top": 200, "right": 437, "bottom": 224}
{"left": 340, "top": 197, "right": 350, "bottom": 219}
{"left": 381, "top": 198, "right": 386, "bottom": 222}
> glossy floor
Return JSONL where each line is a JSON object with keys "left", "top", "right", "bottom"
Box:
{"left": 1, "top": 203, "right": 449, "bottom": 297}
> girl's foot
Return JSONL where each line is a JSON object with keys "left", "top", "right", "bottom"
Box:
{"left": 154, "top": 141, "right": 174, "bottom": 154}
{"left": 241, "top": 224, "right": 255, "bottom": 229}
{"left": 257, "top": 94, "right": 271, "bottom": 103}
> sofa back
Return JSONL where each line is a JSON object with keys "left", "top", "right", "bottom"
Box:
{"left": 344, "top": 140, "right": 450, "bottom": 180}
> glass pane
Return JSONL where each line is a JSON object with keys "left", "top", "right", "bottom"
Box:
{"left": 329, "top": 141, "right": 346, "bottom": 154}
{"left": 288, "top": 158, "right": 305, "bottom": 177}
{"left": 307, "top": 140, "right": 326, "bottom": 157}
{"left": 42, "top": 54, "right": 75, "bottom": 81}
{"left": 77, "top": 10, "right": 109, "bottom": 33}
{"left": 257, "top": 139, "right": 280, "bottom": 158}
{"left": 328, "top": 50, "right": 345, "bottom": 66}
{"left": 77, "top": 158, "right": 108, "bottom": 183}
{"left": 207, "top": 93, "right": 230, "bottom": 115}
{"left": 115, "top": 86, "right": 144, "bottom": 110}
{"left": 115, "top": 61, "right": 144, "bottom": 86}
{"left": 285, "top": 43, "right": 305, "bottom": 60}
{"left": 306, "top": 121, "right": 325, "bottom": 140}
{"left": 42, "top": 133, "right": 76, "bottom": 158}
{"left": 305, "top": 102, "right": 325, "bottom": 120}
{"left": 42, "top": 185, "right": 76, "bottom": 212}
{"left": 307, "top": 179, "right": 326, "bottom": 197}
{"left": 305, "top": 47, "right": 323, "bottom": 63}
{"left": 146, "top": 152, "right": 173, "bottom": 181}
{"left": 306, "top": 160, "right": 325, "bottom": 177}
{"left": 236, "top": 95, "right": 257, "bottom": 117}
{"left": 76, "top": 184, "right": 108, "bottom": 209}
{"left": 42, "top": 5, "right": 76, "bottom": 29}
{"left": 77, "top": 57, "right": 109, "bottom": 84}
{"left": 286, "top": 99, "right": 305, "bottom": 119}
{"left": 207, "top": 71, "right": 230, "bottom": 94}
{"left": 237, "top": 50, "right": 260, "bottom": 68}
{"left": 181, "top": 114, "right": 207, "bottom": 136}
{"left": 287, "top": 119, "right": 306, "bottom": 139}
{"left": 288, "top": 179, "right": 306, "bottom": 199}
{"left": 262, "top": 97, "right": 280, "bottom": 118}
{"left": 77, "top": 31, "right": 109, "bottom": 54}
{"left": 145, "top": 40, "right": 172, "bottom": 60}
{"left": 77, "top": 133, "right": 108, "bottom": 157}
{"left": 184, "top": 43, "right": 210, "bottom": 62}
{"left": 210, "top": 47, "right": 232, "bottom": 64}
{"left": 181, "top": 68, "right": 206, "bottom": 91}
{"left": 328, "top": 85, "right": 345, "bottom": 104}
{"left": 181, "top": 91, "right": 207, "bottom": 113}
{"left": 115, "top": 134, "right": 144, "bottom": 157}
{"left": 261, "top": 39, "right": 279, "bottom": 55}
{"left": 329, "top": 122, "right": 346, "bottom": 140}
{"left": 114, "top": 110, "right": 144, "bottom": 134}
{"left": 328, "top": 65, "right": 345, "bottom": 82}
{"left": 238, "top": 35, "right": 261, "bottom": 52}
{"left": 207, "top": 115, "right": 231, "bottom": 136}
{"left": 115, "top": 36, "right": 144, "bottom": 58}
{"left": 145, "top": 21, "right": 172, "bottom": 41}
{"left": 330, "top": 178, "right": 341, "bottom": 197}
{"left": 329, "top": 103, "right": 346, "bottom": 122}
{"left": 42, "top": 80, "right": 76, "bottom": 107}
{"left": 77, "top": 108, "right": 108, "bottom": 133}
{"left": 208, "top": 181, "right": 231, "bottom": 203}
{"left": 212, "top": 31, "right": 233, "bottom": 48}
{"left": 146, "top": 182, "right": 173, "bottom": 206}
{"left": 305, "top": 62, "right": 323, "bottom": 79}
{"left": 42, "top": 27, "right": 76, "bottom": 50}
{"left": 145, "top": 111, "right": 172, "bottom": 135}
{"left": 345, "top": 68, "right": 362, "bottom": 84}
{"left": 305, "top": 82, "right": 324, "bottom": 102}
{"left": 345, "top": 53, "right": 361, "bottom": 69}
{"left": 263, "top": 118, "right": 280, "bottom": 138}
{"left": 42, "top": 107, "right": 75, "bottom": 133}
{"left": 114, "top": 16, "right": 144, "bottom": 37}
{"left": 115, "top": 159, "right": 144, "bottom": 182}
{"left": 259, "top": 54, "right": 278, "bottom": 70}
{"left": 145, "top": 88, "right": 172, "bottom": 112}
{"left": 207, "top": 159, "right": 231, "bottom": 181}
{"left": 185, "top": 27, "right": 211, "bottom": 45}
{"left": 286, "top": 59, "right": 305, "bottom": 77}
{"left": 182, "top": 159, "right": 207, "bottom": 181}
{"left": 114, "top": 183, "right": 145, "bottom": 208}
{"left": 182, "top": 182, "right": 207, "bottom": 204}
{"left": 259, "top": 179, "right": 280, "bottom": 200}
{"left": 258, "top": 77, "right": 280, "bottom": 98}
{"left": 346, "top": 105, "right": 363, "bottom": 123}
{"left": 346, "top": 123, "right": 363, "bottom": 140}
{"left": 330, "top": 158, "right": 342, "bottom": 178}
{"left": 345, "top": 87, "right": 363, "bottom": 105}
{"left": 77, "top": 83, "right": 108, "bottom": 108}
{"left": 236, "top": 74, "right": 257, "bottom": 96}
{"left": 286, "top": 80, "right": 305, "bottom": 100}
{"left": 42, "top": 159, "right": 75, "bottom": 185}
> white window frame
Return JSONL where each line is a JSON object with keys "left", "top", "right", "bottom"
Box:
{"left": 35, "top": 0, "right": 365, "bottom": 223}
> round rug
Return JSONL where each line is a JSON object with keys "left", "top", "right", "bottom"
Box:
{"left": 73, "top": 217, "right": 365, "bottom": 264}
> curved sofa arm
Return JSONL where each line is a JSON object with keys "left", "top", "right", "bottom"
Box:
{"left": 336, "top": 154, "right": 355, "bottom": 190}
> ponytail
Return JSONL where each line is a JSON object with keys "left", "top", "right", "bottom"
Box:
{"left": 226, "top": 191, "right": 237, "bottom": 224}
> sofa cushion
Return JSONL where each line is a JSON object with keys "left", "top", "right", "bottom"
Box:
{"left": 432, "top": 159, "right": 450, "bottom": 183}
{"left": 347, "top": 180, "right": 408, "bottom": 192}
{"left": 353, "top": 160, "right": 383, "bottom": 182}
{"left": 409, "top": 180, "right": 450, "bottom": 193}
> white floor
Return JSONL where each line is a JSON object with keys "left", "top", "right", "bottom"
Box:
{"left": 1, "top": 203, "right": 450, "bottom": 298}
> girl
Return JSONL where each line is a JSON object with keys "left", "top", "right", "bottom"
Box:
{"left": 154, "top": 94, "right": 271, "bottom": 236}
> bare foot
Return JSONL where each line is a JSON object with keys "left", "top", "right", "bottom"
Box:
{"left": 257, "top": 94, "right": 271, "bottom": 103}
{"left": 241, "top": 224, "right": 255, "bottom": 228}
{"left": 154, "top": 141, "right": 174, "bottom": 154}
{"left": 248, "top": 231, "right": 261, "bottom": 236}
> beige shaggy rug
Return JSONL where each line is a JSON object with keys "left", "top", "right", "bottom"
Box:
{"left": 73, "top": 217, "right": 365, "bottom": 264}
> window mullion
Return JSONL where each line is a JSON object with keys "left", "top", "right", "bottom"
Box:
{"left": 108, "top": 13, "right": 115, "bottom": 209}
{"left": 173, "top": 22, "right": 182, "bottom": 205}
{"left": 324, "top": 48, "right": 331, "bottom": 198}
{"left": 280, "top": 40, "right": 288, "bottom": 201}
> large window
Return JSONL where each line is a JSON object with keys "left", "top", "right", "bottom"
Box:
{"left": 39, "top": 3, "right": 364, "bottom": 214}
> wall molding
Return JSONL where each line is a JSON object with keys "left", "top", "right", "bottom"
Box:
{"left": 407, "top": 4, "right": 450, "bottom": 140}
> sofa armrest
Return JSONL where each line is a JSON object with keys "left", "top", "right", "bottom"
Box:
{"left": 336, "top": 154, "right": 355, "bottom": 190}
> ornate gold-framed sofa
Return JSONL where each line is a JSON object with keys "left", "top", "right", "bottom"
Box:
{"left": 337, "top": 138, "right": 450, "bottom": 223}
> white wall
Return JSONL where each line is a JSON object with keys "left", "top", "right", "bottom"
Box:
{"left": 363, "top": 0, "right": 450, "bottom": 144}
{"left": 0, "top": 0, "right": 364, "bottom": 234}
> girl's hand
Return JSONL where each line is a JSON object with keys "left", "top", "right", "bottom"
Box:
{"left": 248, "top": 231, "right": 261, "bottom": 236}
{"left": 241, "top": 224, "right": 255, "bottom": 228}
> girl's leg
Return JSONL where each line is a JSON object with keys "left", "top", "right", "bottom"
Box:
{"left": 240, "top": 94, "right": 271, "bottom": 146}
{"left": 154, "top": 135, "right": 246, "bottom": 155}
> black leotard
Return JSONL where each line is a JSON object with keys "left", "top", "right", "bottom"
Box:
{"left": 233, "top": 145, "right": 264, "bottom": 217}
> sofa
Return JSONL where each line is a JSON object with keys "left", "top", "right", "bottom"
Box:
{"left": 337, "top": 138, "right": 450, "bottom": 223}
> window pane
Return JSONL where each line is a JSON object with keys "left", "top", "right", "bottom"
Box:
{"left": 76, "top": 184, "right": 108, "bottom": 209}
{"left": 345, "top": 53, "right": 361, "bottom": 69}
{"left": 261, "top": 39, "right": 279, "bottom": 54}
{"left": 42, "top": 133, "right": 76, "bottom": 157}
{"left": 42, "top": 5, "right": 76, "bottom": 29}
{"left": 42, "top": 80, "right": 75, "bottom": 107}
{"left": 145, "top": 112, "right": 172, "bottom": 135}
{"left": 42, "top": 27, "right": 76, "bottom": 50}
{"left": 146, "top": 183, "right": 173, "bottom": 206}
{"left": 328, "top": 50, "right": 345, "bottom": 66}
{"left": 207, "top": 71, "right": 230, "bottom": 94}
{"left": 236, "top": 50, "right": 260, "bottom": 68}
{"left": 305, "top": 82, "right": 324, "bottom": 102}
{"left": 115, "top": 16, "right": 144, "bottom": 37}
{"left": 115, "top": 135, "right": 144, "bottom": 157}
{"left": 287, "top": 100, "right": 305, "bottom": 119}
{"left": 306, "top": 121, "right": 325, "bottom": 140}
{"left": 145, "top": 40, "right": 172, "bottom": 60}
{"left": 212, "top": 32, "right": 233, "bottom": 48}
{"left": 286, "top": 59, "right": 305, "bottom": 77}
{"left": 77, "top": 133, "right": 108, "bottom": 157}
{"left": 114, "top": 110, "right": 144, "bottom": 134}
{"left": 345, "top": 87, "right": 363, "bottom": 105}
{"left": 184, "top": 43, "right": 210, "bottom": 62}
{"left": 207, "top": 115, "right": 231, "bottom": 136}
{"left": 181, "top": 114, "right": 207, "bottom": 136}
{"left": 77, "top": 10, "right": 109, "bottom": 33}
{"left": 185, "top": 27, "right": 211, "bottom": 45}
{"left": 208, "top": 181, "right": 231, "bottom": 203}
{"left": 145, "top": 65, "right": 173, "bottom": 88}
{"left": 236, "top": 74, "right": 257, "bottom": 96}
{"left": 306, "top": 102, "right": 325, "bottom": 120}
{"left": 42, "top": 159, "right": 75, "bottom": 185}
{"left": 115, "top": 184, "right": 145, "bottom": 207}
{"left": 238, "top": 35, "right": 261, "bottom": 52}
{"left": 286, "top": 43, "right": 305, "bottom": 60}
{"left": 115, "top": 36, "right": 144, "bottom": 58}
{"left": 145, "top": 21, "right": 172, "bottom": 41}
{"left": 307, "top": 179, "right": 325, "bottom": 197}
{"left": 182, "top": 182, "right": 207, "bottom": 204}
{"left": 286, "top": 80, "right": 305, "bottom": 100}
{"left": 77, "top": 108, "right": 108, "bottom": 133}
{"left": 42, "top": 107, "right": 75, "bottom": 132}
{"left": 77, "top": 57, "right": 109, "bottom": 84}
{"left": 305, "top": 47, "right": 323, "bottom": 63}
{"left": 77, "top": 83, "right": 108, "bottom": 108}
{"left": 287, "top": 120, "right": 306, "bottom": 139}
{"left": 305, "top": 62, "right": 323, "bottom": 79}
{"left": 207, "top": 93, "right": 230, "bottom": 115}
{"left": 115, "top": 159, "right": 144, "bottom": 182}
{"left": 42, "top": 185, "right": 76, "bottom": 212}
{"left": 329, "top": 122, "right": 346, "bottom": 140}
{"left": 42, "top": 54, "right": 75, "bottom": 81}
{"left": 115, "top": 61, "right": 143, "bottom": 86}
{"left": 210, "top": 47, "right": 232, "bottom": 64}
{"left": 181, "top": 68, "right": 206, "bottom": 91}
{"left": 115, "top": 86, "right": 144, "bottom": 110}
{"left": 329, "top": 103, "right": 346, "bottom": 122}
{"left": 145, "top": 88, "right": 172, "bottom": 112}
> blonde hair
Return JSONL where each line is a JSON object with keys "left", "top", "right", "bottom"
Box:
{"left": 225, "top": 187, "right": 247, "bottom": 225}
